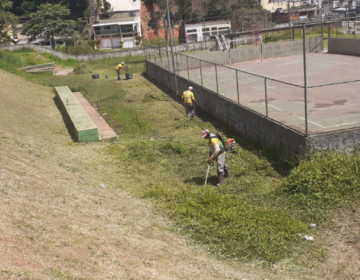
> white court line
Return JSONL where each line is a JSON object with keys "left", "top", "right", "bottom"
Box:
{"left": 326, "top": 122, "right": 357, "bottom": 128}
{"left": 299, "top": 117, "right": 325, "bottom": 128}
{"left": 277, "top": 59, "right": 300, "bottom": 65}
{"left": 269, "top": 104, "right": 283, "bottom": 111}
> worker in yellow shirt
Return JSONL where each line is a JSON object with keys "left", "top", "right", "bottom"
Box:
{"left": 181, "top": 86, "right": 197, "bottom": 120}
{"left": 115, "top": 62, "right": 128, "bottom": 80}
{"left": 201, "top": 129, "right": 229, "bottom": 187}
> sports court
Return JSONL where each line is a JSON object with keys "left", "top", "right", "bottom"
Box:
{"left": 179, "top": 52, "right": 360, "bottom": 135}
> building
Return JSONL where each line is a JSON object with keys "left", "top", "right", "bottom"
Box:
{"left": 184, "top": 21, "right": 231, "bottom": 43}
{"left": 92, "top": 0, "right": 142, "bottom": 49}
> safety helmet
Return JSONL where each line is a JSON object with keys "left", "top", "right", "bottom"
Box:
{"left": 188, "top": 86, "right": 193, "bottom": 90}
{"left": 201, "top": 129, "right": 210, "bottom": 138}
{"left": 121, "top": 62, "right": 124, "bottom": 64}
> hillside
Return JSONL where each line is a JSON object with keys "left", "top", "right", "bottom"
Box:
{"left": 1, "top": 49, "right": 360, "bottom": 279}
{"left": 0, "top": 69, "right": 273, "bottom": 280}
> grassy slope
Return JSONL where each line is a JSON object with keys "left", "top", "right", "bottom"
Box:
{"left": 1, "top": 49, "right": 360, "bottom": 279}
{"left": 0, "top": 69, "right": 273, "bottom": 280}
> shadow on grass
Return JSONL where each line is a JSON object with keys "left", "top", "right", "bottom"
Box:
{"left": 184, "top": 175, "right": 219, "bottom": 186}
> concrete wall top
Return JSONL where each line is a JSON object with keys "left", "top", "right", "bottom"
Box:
{"left": 187, "top": 38, "right": 322, "bottom": 66}
{"left": 0, "top": 41, "right": 217, "bottom": 62}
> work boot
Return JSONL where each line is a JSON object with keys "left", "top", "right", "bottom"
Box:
{"left": 224, "top": 167, "right": 230, "bottom": 178}
{"left": 216, "top": 173, "right": 225, "bottom": 187}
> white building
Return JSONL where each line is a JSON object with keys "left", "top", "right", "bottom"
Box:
{"left": 184, "top": 21, "right": 231, "bottom": 43}
{"left": 92, "top": 0, "right": 142, "bottom": 49}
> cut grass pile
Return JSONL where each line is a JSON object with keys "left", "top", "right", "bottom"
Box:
{"left": 1, "top": 49, "right": 360, "bottom": 276}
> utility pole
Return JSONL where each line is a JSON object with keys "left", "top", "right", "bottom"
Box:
{"left": 166, "top": 0, "right": 179, "bottom": 100}
{"left": 288, "top": 0, "right": 292, "bottom": 40}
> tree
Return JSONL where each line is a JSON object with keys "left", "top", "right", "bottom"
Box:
{"left": 142, "top": 0, "right": 176, "bottom": 47}
{"left": 203, "top": 0, "right": 231, "bottom": 21}
{"left": 22, "top": 3, "right": 76, "bottom": 49}
{"left": 0, "top": 0, "right": 17, "bottom": 44}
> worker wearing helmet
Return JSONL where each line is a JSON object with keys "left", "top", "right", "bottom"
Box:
{"left": 115, "top": 62, "right": 128, "bottom": 80}
{"left": 181, "top": 86, "right": 197, "bottom": 120}
{"left": 201, "top": 129, "right": 229, "bottom": 187}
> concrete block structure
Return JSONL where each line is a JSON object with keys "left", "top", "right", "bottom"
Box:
{"left": 55, "top": 86, "right": 99, "bottom": 143}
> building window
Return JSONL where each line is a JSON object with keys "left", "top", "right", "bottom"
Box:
{"left": 202, "top": 28, "right": 210, "bottom": 32}
{"left": 186, "top": 29, "right": 197, "bottom": 34}
{"left": 119, "top": 24, "right": 134, "bottom": 33}
{"left": 104, "top": 25, "right": 112, "bottom": 30}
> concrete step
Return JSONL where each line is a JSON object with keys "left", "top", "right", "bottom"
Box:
{"left": 73, "top": 92, "right": 118, "bottom": 141}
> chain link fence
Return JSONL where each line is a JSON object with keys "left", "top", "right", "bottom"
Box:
{"left": 145, "top": 18, "right": 360, "bottom": 136}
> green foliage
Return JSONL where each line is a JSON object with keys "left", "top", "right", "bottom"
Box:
{"left": 279, "top": 149, "right": 360, "bottom": 221}
{"left": 88, "top": 40, "right": 101, "bottom": 49}
{"left": 11, "top": 0, "right": 88, "bottom": 18}
{"left": 73, "top": 63, "right": 92, "bottom": 75}
{"left": 65, "top": 45, "right": 97, "bottom": 55}
{"left": 22, "top": 3, "right": 76, "bottom": 49}
{"left": 143, "top": 184, "right": 307, "bottom": 262}
{"left": 0, "top": 0, "right": 17, "bottom": 44}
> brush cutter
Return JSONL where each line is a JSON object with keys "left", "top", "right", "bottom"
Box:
{"left": 204, "top": 161, "right": 214, "bottom": 186}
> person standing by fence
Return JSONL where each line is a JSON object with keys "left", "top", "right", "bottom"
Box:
{"left": 181, "top": 86, "right": 197, "bottom": 120}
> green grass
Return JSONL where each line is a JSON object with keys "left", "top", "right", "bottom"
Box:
{"left": 1, "top": 48, "right": 360, "bottom": 268}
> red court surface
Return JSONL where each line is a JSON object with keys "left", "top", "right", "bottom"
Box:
{"left": 179, "top": 53, "right": 360, "bottom": 135}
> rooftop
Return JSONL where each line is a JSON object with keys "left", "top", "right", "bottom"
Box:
{"left": 106, "top": 0, "right": 141, "bottom": 12}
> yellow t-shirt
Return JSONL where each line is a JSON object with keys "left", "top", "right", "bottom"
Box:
{"left": 210, "top": 137, "right": 220, "bottom": 148}
{"left": 116, "top": 64, "right": 123, "bottom": 71}
{"left": 182, "top": 90, "right": 194, "bottom": 104}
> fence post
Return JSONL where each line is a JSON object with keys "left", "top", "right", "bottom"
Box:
{"left": 154, "top": 48, "right": 157, "bottom": 65}
{"left": 176, "top": 53, "right": 179, "bottom": 75}
{"left": 265, "top": 78, "right": 268, "bottom": 117}
{"left": 236, "top": 70, "right": 240, "bottom": 105}
{"left": 215, "top": 64, "right": 219, "bottom": 94}
{"left": 354, "top": 19, "right": 356, "bottom": 39}
{"left": 186, "top": 56, "right": 190, "bottom": 80}
{"left": 302, "top": 24, "right": 308, "bottom": 136}
{"left": 160, "top": 50, "right": 163, "bottom": 68}
{"left": 200, "top": 60, "right": 203, "bottom": 87}
{"left": 321, "top": 19, "right": 323, "bottom": 38}
{"left": 168, "top": 51, "right": 170, "bottom": 70}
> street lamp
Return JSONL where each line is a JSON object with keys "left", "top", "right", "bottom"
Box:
{"left": 166, "top": 0, "right": 179, "bottom": 100}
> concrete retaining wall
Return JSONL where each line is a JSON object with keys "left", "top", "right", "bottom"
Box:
{"left": 308, "top": 128, "right": 360, "bottom": 151}
{"left": 328, "top": 38, "right": 360, "bottom": 56}
{"left": 146, "top": 60, "right": 307, "bottom": 160}
{"left": 0, "top": 41, "right": 217, "bottom": 62}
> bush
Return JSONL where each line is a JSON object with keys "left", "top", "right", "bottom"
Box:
{"left": 73, "top": 63, "right": 92, "bottom": 75}
{"left": 88, "top": 40, "right": 100, "bottom": 49}
{"left": 65, "top": 45, "right": 97, "bottom": 55}
{"left": 281, "top": 149, "right": 360, "bottom": 206}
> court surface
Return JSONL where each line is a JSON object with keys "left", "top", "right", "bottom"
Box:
{"left": 179, "top": 53, "right": 360, "bottom": 135}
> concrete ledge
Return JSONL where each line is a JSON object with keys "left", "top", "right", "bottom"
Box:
{"left": 19, "top": 63, "right": 55, "bottom": 71}
{"left": 55, "top": 86, "right": 99, "bottom": 142}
